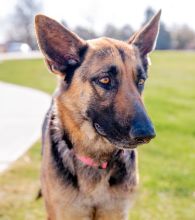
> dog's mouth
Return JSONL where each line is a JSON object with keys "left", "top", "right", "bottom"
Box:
{"left": 115, "top": 143, "right": 138, "bottom": 149}
{"left": 94, "top": 123, "right": 150, "bottom": 149}
{"left": 114, "top": 138, "right": 151, "bottom": 149}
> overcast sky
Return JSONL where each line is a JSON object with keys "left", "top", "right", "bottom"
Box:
{"left": 0, "top": 0, "right": 195, "bottom": 42}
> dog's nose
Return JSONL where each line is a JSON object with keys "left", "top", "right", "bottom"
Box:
{"left": 129, "top": 123, "right": 156, "bottom": 144}
{"left": 129, "top": 103, "right": 156, "bottom": 144}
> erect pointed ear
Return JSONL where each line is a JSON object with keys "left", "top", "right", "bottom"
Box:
{"left": 128, "top": 10, "right": 161, "bottom": 56}
{"left": 35, "top": 14, "right": 87, "bottom": 79}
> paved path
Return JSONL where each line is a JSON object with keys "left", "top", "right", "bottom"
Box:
{"left": 0, "top": 82, "right": 51, "bottom": 172}
{"left": 0, "top": 51, "right": 42, "bottom": 61}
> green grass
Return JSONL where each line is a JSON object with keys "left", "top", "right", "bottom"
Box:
{"left": 0, "top": 52, "right": 195, "bottom": 220}
{"left": 0, "top": 59, "right": 56, "bottom": 93}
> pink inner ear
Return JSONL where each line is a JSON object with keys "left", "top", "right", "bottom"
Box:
{"left": 134, "top": 28, "right": 159, "bottom": 56}
{"left": 46, "top": 59, "right": 65, "bottom": 74}
{"left": 129, "top": 11, "right": 161, "bottom": 56}
{"left": 63, "top": 55, "right": 79, "bottom": 66}
{"left": 46, "top": 54, "right": 80, "bottom": 75}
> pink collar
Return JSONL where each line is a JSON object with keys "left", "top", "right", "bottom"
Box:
{"left": 76, "top": 154, "right": 108, "bottom": 169}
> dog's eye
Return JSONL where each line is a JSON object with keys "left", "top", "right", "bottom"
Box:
{"left": 98, "top": 77, "right": 111, "bottom": 85}
{"left": 136, "top": 78, "right": 146, "bottom": 94}
{"left": 93, "top": 75, "right": 116, "bottom": 90}
{"left": 138, "top": 78, "right": 145, "bottom": 86}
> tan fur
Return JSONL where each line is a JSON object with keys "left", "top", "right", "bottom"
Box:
{"left": 35, "top": 11, "right": 161, "bottom": 220}
{"left": 42, "top": 127, "right": 138, "bottom": 220}
{"left": 41, "top": 38, "right": 139, "bottom": 220}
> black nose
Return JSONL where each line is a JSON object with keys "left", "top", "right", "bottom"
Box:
{"left": 130, "top": 123, "right": 156, "bottom": 144}
{"left": 129, "top": 103, "right": 156, "bottom": 144}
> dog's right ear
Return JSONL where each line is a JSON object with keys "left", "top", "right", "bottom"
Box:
{"left": 128, "top": 10, "right": 161, "bottom": 56}
{"left": 35, "top": 15, "right": 87, "bottom": 79}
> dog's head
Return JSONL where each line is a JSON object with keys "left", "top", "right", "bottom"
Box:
{"left": 35, "top": 11, "right": 161, "bottom": 150}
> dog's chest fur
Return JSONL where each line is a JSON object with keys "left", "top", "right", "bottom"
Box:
{"left": 41, "top": 106, "right": 138, "bottom": 211}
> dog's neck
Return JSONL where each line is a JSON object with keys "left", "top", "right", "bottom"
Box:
{"left": 49, "top": 108, "right": 124, "bottom": 170}
{"left": 48, "top": 106, "right": 137, "bottom": 188}
{"left": 54, "top": 99, "right": 116, "bottom": 163}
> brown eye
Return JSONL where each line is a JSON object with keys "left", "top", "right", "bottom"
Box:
{"left": 99, "top": 77, "right": 111, "bottom": 84}
{"left": 138, "top": 78, "right": 145, "bottom": 85}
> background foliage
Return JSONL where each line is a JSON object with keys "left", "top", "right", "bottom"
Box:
{"left": 4, "top": 0, "right": 195, "bottom": 50}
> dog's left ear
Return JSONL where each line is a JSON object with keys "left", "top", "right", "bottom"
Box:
{"left": 35, "top": 14, "right": 87, "bottom": 79}
{"left": 128, "top": 10, "right": 161, "bottom": 56}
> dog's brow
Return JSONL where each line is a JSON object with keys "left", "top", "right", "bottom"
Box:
{"left": 118, "top": 48, "right": 126, "bottom": 62}
{"left": 108, "top": 65, "right": 118, "bottom": 76}
{"left": 95, "top": 65, "right": 118, "bottom": 77}
{"left": 95, "top": 48, "right": 114, "bottom": 58}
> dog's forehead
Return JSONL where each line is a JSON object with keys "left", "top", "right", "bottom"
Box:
{"left": 87, "top": 37, "right": 136, "bottom": 59}
{"left": 78, "top": 37, "right": 141, "bottom": 81}
{"left": 81, "top": 37, "right": 140, "bottom": 75}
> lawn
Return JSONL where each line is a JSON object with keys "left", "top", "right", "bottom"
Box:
{"left": 0, "top": 51, "right": 195, "bottom": 220}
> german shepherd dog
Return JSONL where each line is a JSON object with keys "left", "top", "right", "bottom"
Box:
{"left": 35, "top": 10, "right": 161, "bottom": 220}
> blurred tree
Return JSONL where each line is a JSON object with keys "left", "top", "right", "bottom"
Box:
{"left": 171, "top": 25, "right": 195, "bottom": 50}
{"left": 61, "top": 19, "right": 98, "bottom": 40}
{"left": 103, "top": 24, "right": 133, "bottom": 40}
{"left": 118, "top": 25, "right": 134, "bottom": 40}
{"left": 143, "top": 7, "right": 172, "bottom": 50}
{"left": 103, "top": 24, "right": 119, "bottom": 39}
{"left": 143, "top": 6, "right": 155, "bottom": 25}
{"left": 6, "top": 0, "right": 42, "bottom": 50}
{"left": 74, "top": 26, "right": 98, "bottom": 40}
{"left": 156, "top": 23, "right": 172, "bottom": 50}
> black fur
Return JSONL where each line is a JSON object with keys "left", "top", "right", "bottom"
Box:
{"left": 87, "top": 105, "right": 130, "bottom": 144}
{"left": 64, "top": 63, "right": 79, "bottom": 84}
{"left": 62, "top": 132, "right": 73, "bottom": 150}
{"left": 79, "top": 45, "right": 88, "bottom": 60}
{"left": 130, "top": 150, "right": 135, "bottom": 160}
{"left": 141, "top": 56, "right": 149, "bottom": 72}
{"left": 45, "top": 107, "right": 136, "bottom": 188}
{"left": 108, "top": 150, "right": 135, "bottom": 186}
{"left": 118, "top": 48, "right": 126, "bottom": 62}
{"left": 64, "top": 45, "right": 88, "bottom": 84}
{"left": 109, "top": 160, "right": 127, "bottom": 186}
{"left": 49, "top": 114, "right": 78, "bottom": 188}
